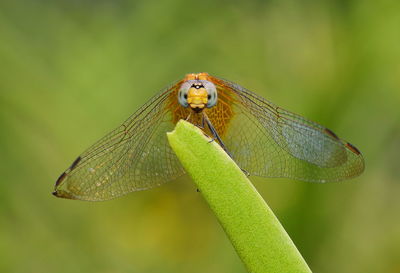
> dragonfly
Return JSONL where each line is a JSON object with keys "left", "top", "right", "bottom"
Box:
{"left": 53, "top": 72, "right": 364, "bottom": 201}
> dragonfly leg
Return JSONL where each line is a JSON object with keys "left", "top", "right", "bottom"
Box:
{"left": 208, "top": 136, "right": 217, "bottom": 143}
{"left": 203, "top": 114, "right": 232, "bottom": 157}
{"left": 203, "top": 113, "right": 250, "bottom": 176}
{"left": 241, "top": 169, "right": 250, "bottom": 177}
{"left": 198, "top": 114, "right": 206, "bottom": 130}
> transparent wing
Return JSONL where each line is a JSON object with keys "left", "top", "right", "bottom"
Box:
{"left": 54, "top": 84, "right": 185, "bottom": 201}
{"left": 211, "top": 77, "right": 364, "bottom": 182}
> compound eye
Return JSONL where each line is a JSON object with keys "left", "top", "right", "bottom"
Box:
{"left": 204, "top": 82, "right": 217, "bottom": 108}
{"left": 178, "top": 82, "right": 190, "bottom": 107}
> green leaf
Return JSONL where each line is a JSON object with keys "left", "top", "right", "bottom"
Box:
{"left": 167, "top": 120, "right": 312, "bottom": 273}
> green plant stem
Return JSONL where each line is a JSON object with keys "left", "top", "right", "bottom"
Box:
{"left": 167, "top": 120, "right": 312, "bottom": 273}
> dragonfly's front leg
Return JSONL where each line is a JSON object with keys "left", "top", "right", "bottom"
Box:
{"left": 203, "top": 114, "right": 231, "bottom": 156}
{"left": 202, "top": 113, "right": 250, "bottom": 176}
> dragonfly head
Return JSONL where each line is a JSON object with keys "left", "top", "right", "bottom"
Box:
{"left": 178, "top": 79, "right": 217, "bottom": 112}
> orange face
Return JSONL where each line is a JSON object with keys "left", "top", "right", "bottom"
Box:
{"left": 53, "top": 72, "right": 364, "bottom": 201}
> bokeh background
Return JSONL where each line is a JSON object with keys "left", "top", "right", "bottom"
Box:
{"left": 1, "top": 0, "right": 399, "bottom": 272}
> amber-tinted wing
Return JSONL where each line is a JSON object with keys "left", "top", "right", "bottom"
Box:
{"left": 54, "top": 82, "right": 185, "bottom": 201}
{"left": 209, "top": 76, "right": 364, "bottom": 182}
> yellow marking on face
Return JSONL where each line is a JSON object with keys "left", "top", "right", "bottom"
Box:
{"left": 187, "top": 86, "right": 208, "bottom": 109}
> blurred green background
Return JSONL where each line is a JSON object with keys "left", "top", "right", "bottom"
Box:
{"left": 1, "top": 0, "right": 399, "bottom": 272}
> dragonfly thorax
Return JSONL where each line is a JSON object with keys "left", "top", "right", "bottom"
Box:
{"left": 178, "top": 80, "right": 217, "bottom": 112}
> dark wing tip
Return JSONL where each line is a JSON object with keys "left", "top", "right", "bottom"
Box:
{"left": 55, "top": 172, "right": 67, "bottom": 187}
{"left": 52, "top": 189, "right": 78, "bottom": 200}
{"left": 69, "top": 156, "right": 82, "bottom": 171}
{"left": 345, "top": 142, "right": 362, "bottom": 155}
{"left": 55, "top": 156, "right": 82, "bottom": 187}
{"left": 324, "top": 128, "right": 340, "bottom": 140}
